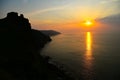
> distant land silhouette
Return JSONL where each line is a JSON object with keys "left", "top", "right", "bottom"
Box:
{"left": 40, "top": 30, "right": 61, "bottom": 36}
{"left": 0, "top": 12, "right": 73, "bottom": 80}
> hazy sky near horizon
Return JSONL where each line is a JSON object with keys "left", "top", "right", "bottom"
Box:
{"left": 0, "top": 0, "right": 120, "bottom": 31}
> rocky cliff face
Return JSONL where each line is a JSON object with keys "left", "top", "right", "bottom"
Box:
{"left": 0, "top": 12, "right": 51, "bottom": 80}
{"left": 0, "top": 12, "right": 73, "bottom": 80}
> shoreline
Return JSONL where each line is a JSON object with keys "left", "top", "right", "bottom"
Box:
{"left": 0, "top": 12, "right": 74, "bottom": 80}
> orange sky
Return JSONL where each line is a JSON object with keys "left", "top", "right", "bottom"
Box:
{"left": 1, "top": 0, "right": 120, "bottom": 32}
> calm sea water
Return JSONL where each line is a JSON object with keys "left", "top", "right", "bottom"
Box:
{"left": 41, "top": 31, "right": 120, "bottom": 80}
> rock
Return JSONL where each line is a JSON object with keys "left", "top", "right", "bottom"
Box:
{"left": 32, "top": 29, "right": 51, "bottom": 48}
{"left": 0, "top": 14, "right": 51, "bottom": 76}
{"left": 0, "top": 12, "right": 73, "bottom": 80}
{"left": 0, "top": 12, "right": 51, "bottom": 80}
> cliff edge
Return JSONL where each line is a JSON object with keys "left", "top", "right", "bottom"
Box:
{"left": 0, "top": 12, "right": 73, "bottom": 80}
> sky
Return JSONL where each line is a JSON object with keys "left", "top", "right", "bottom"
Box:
{"left": 0, "top": 0, "right": 120, "bottom": 32}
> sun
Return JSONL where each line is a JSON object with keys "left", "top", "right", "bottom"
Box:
{"left": 84, "top": 20, "right": 93, "bottom": 26}
{"left": 80, "top": 19, "right": 95, "bottom": 28}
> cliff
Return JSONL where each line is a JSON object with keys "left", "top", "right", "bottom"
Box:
{"left": 0, "top": 12, "right": 73, "bottom": 80}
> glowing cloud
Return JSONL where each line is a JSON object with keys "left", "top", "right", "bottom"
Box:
{"left": 100, "top": 0, "right": 119, "bottom": 4}
{"left": 27, "top": 6, "right": 67, "bottom": 16}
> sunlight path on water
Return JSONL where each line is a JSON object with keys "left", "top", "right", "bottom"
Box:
{"left": 82, "top": 32, "right": 94, "bottom": 80}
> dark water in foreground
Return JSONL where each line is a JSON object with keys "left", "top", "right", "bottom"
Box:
{"left": 41, "top": 31, "right": 120, "bottom": 80}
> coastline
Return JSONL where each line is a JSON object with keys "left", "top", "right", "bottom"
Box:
{"left": 0, "top": 12, "right": 74, "bottom": 80}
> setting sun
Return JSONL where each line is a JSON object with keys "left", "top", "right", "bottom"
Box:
{"left": 84, "top": 20, "right": 93, "bottom": 26}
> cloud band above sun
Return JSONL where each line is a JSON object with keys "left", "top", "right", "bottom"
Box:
{"left": 27, "top": 5, "right": 68, "bottom": 16}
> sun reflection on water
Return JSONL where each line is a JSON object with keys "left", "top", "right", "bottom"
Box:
{"left": 82, "top": 32, "right": 94, "bottom": 80}
{"left": 86, "top": 32, "right": 92, "bottom": 51}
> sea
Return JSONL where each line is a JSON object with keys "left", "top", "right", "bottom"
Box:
{"left": 41, "top": 30, "right": 120, "bottom": 80}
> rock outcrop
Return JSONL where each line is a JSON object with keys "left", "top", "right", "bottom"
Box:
{"left": 0, "top": 12, "right": 73, "bottom": 80}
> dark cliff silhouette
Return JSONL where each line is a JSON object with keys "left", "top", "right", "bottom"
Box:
{"left": 0, "top": 12, "right": 73, "bottom": 80}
